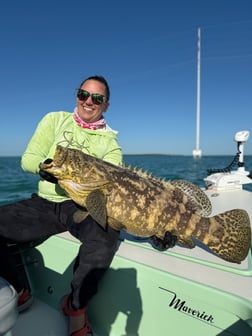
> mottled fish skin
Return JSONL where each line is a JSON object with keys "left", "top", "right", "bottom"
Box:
{"left": 40, "top": 145, "right": 251, "bottom": 263}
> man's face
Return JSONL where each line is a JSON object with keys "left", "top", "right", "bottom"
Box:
{"left": 76, "top": 79, "right": 109, "bottom": 123}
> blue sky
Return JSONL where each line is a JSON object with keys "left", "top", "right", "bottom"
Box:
{"left": 0, "top": 0, "right": 252, "bottom": 156}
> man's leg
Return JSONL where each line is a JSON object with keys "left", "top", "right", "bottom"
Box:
{"left": 0, "top": 194, "right": 69, "bottom": 299}
{"left": 69, "top": 216, "right": 120, "bottom": 309}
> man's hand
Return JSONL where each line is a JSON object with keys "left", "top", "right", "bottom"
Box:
{"left": 39, "top": 159, "right": 58, "bottom": 184}
{"left": 150, "top": 231, "right": 177, "bottom": 251}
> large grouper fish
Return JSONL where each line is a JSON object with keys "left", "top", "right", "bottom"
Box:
{"left": 39, "top": 145, "right": 251, "bottom": 263}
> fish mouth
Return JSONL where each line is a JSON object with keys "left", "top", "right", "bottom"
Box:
{"left": 39, "top": 160, "right": 54, "bottom": 170}
{"left": 39, "top": 145, "right": 72, "bottom": 171}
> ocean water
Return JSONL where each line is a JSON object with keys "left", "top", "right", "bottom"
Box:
{"left": 1, "top": 154, "right": 252, "bottom": 206}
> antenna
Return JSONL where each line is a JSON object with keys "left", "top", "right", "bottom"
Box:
{"left": 192, "top": 27, "right": 202, "bottom": 158}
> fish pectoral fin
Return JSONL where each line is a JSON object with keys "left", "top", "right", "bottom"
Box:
{"left": 178, "top": 236, "right": 196, "bottom": 248}
{"left": 73, "top": 209, "right": 89, "bottom": 223}
{"left": 86, "top": 190, "right": 107, "bottom": 229}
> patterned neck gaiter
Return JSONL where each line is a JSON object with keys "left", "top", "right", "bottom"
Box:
{"left": 73, "top": 107, "right": 106, "bottom": 130}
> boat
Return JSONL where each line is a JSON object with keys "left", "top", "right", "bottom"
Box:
{"left": 1, "top": 131, "right": 252, "bottom": 336}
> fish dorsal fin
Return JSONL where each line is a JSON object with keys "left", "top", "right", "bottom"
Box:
{"left": 171, "top": 179, "right": 212, "bottom": 216}
{"left": 86, "top": 189, "right": 107, "bottom": 229}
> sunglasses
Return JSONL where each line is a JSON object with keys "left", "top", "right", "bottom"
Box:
{"left": 76, "top": 89, "right": 107, "bottom": 105}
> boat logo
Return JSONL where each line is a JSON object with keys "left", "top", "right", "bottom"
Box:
{"left": 159, "top": 287, "right": 214, "bottom": 325}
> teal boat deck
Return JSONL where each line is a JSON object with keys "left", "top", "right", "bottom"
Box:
{"left": 12, "top": 227, "right": 252, "bottom": 336}
{"left": 12, "top": 298, "right": 65, "bottom": 335}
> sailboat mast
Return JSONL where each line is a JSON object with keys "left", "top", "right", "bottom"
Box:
{"left": 193, "top": 27, "right": 202, "bottom": 158}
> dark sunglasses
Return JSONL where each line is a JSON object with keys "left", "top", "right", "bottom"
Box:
{"left": 76, "top": 89, "right": 107, "bottom": 105}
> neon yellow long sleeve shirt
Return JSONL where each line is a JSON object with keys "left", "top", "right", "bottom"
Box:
{"left": 21, "top": 111, "right": 122, "bottom": 202}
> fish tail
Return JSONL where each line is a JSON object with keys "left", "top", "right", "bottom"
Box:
{"left": 198, "top": 209, "right": 251, "bottom": 263}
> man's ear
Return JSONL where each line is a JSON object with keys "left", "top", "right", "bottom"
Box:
{"left": 103, "top": 101, "right": 110, "bottom": 113}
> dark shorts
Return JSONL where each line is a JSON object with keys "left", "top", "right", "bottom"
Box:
{"left": 0, "top": 194, "right": 120, "bottom": 308}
